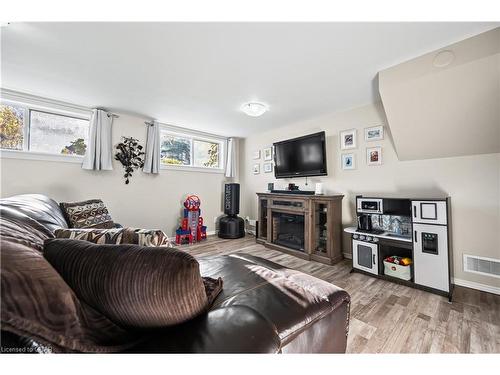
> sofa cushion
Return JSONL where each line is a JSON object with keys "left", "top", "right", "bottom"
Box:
{"left": 0, "top": 194, "right": 68, "bottom": 231}
{"left": 0, "top": 206, "right": 54, "bottom": 252}
{"left": 60, "top": 199, "right": 114, "bottom": 229}
{"left": 0, "top": 237, "right": 141, "bottom": 353}
{"left": 43, "top": 239, "right": 219, "bottom": 328}
{"left": 126, "top": 306, "right": 281, "bottom": 353}
{"left": 198, "top": 253, "right": 350, "bottom": 346}
{"left": 54, "top": 227, "right": 173, "bottom": 247}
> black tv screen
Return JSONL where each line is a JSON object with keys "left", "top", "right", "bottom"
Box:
{"left": 274, "top": 131, "right": 327, "bottom": 178}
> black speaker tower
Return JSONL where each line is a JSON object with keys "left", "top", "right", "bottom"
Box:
{"left": 218, "top": 183, "right": 245, "bottom": 239}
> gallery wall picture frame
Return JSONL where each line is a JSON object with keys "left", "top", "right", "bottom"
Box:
{"left": 340, "top": 129, "right": 357, "bottom": 150}
{"left": 341, "top": 153, "right": 356, "bottom": 170}
{"left": 253, "top": 163, "right": 261, "bottom": 174}
{"left": 253, "top": 150, "right": 261, "bottom": 160}
{"left": 263, "top": 162, "right": 273, "bottom": 173}
{"left": 366, "top": 146, "right": 382, "bottom": 166}
{"left": 263, "top": 147, "right": 273, "bottom": 161}
{"left": 365, "top": 125, "right": 384, "bottom": 142}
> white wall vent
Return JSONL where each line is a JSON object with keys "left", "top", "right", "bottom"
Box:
{"left": 463, "top": 254, "right": 500, "bottom": 279}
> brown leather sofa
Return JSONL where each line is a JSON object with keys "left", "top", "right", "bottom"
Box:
{"left": 0, "top": 194, "right": 350, "bottom": 353}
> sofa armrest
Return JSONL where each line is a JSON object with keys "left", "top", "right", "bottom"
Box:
{"left": 126, "top": 306, "right": 281, "bottom": 353}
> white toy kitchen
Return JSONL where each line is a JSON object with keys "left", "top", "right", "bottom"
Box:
{"left": 345, "top": 196, "right": 453, "bottom": 301}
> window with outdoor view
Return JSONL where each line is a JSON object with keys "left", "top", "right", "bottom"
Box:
{"left": 30, "top": 110, "right": 89, "bottom": 155}
{"left": 193, "top": 139, "right": 220, "bottom": 168}
{"left": 0, "top": 103, "right": 25, "bottom": 150}
{"left": 160, "top": 134, "right": 191, "bottom": 165}
{"left": 160, "top": 128, "right": 224, "bottom": 170}
{"left": 0, "top": 102, "right": 90, "bottom": 158}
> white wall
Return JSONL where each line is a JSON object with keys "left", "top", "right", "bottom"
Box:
{"left": 0, "top": 113, "right": 228, "bottom": 236}
{"left": 240, "top": 102, "right": 500, "bottom": 290}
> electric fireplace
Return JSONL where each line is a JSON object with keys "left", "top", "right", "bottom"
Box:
{"left": 271, "top": 212, "right": 305, "bottom": 251}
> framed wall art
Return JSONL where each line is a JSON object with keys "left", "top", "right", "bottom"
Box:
{"left": 341, "top": 153, "right": 356, "bottom": 170}
{"left": 340, "top": 129, "right": 357, "bottom": 150}
{"left": 366, "top": 147, "right": 382, "bottom": 166}
{"left": 365, "top": 125, "right": 384, "bottom": 142}
{"left": 253, "top": 163, "right": 261, "bottom": 174}
{"left": 263, "top": 147, "right": 273, "bottom": 161}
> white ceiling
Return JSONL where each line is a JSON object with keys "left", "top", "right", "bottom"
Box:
{"left": 1, "top": 22, "right": 498, "bottom": 137}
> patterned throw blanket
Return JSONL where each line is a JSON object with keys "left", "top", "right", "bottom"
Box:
{"left": 54, "top": 227, "right": 174, "bottom": 247}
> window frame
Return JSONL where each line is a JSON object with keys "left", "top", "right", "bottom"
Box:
{"left": 159, "top": 124, "right": 226, "bottom": 174}
{"left": 0, "top": 98, "right": 91, "bottom": 164}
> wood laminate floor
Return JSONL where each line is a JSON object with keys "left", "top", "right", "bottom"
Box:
{"left": 184, "top": 235, "right": 500, "bottom": 353}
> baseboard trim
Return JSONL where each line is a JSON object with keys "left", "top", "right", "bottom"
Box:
{"left": 343, "top": 252, "right": 352, "bottom": 260}
{"left": 207, "top": 230, "right": 216, "bottom": 236}
{"left": 452, "top": 277, "right": 500, "bottom": 295}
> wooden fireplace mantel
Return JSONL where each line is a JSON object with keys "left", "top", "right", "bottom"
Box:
{"left": 256, "top": 192, "right": 344, "bottom": 265}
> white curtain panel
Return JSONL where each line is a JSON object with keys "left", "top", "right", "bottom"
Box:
{"left": 225, "top": 137, "right": 237, "bottom": 178}
{"left": 143, "top": 120, "right": 160, "bottom": 174}
{"left": 82, "top": 109, "right": 114, "bottom": 170}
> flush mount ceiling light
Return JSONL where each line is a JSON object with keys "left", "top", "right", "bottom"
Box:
{"left": 241, "top": 102, "right": 269, "bottom": 117}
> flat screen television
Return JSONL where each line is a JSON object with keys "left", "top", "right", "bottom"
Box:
{"left": 274, "top": 131, "right": 327, "bottom": 178}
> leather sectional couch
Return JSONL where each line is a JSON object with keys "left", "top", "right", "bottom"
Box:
{"left": 0, "top": 194, "right": 350, "bottom": 353}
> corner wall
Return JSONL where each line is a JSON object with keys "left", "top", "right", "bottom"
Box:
{"left": 240, "top": 102, "right": 500, "bottom": 291}
{"left": 0, "top": 113, "right": 227, "bottom": 235}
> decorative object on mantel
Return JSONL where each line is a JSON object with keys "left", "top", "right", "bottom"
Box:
{"left": 314, "top": 183, "right": 324, "bottom": 195}
{"left": 253, "top": 163, "right": 260, "bottom": 174}
{"left": 263, "top": 162, "right": 273, "bottom": 173}
{"left": 364, "top": 125, "right": 384, "bottom": 142}
{"left": 340, "top": 129, "right": 357, "bottom": 150}
{"left": 263, "top": 147, "right": 273, "bottom": 161}
{"left": 115, "top": 137, "right": 145, "bottom": 184}
{"left": 341, "top": 153, "right": 356, "bottom": 170}
{"left": 253, "top": 150, "right": 261, "bottom": 160}
{"left": 366, "top": 146, "right": 382, "bottom": 166}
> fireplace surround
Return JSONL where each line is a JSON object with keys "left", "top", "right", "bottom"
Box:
{"left": 257, "top": 192, "right": 344, "bottom": 265}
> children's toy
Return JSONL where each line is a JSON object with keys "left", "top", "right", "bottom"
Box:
{"left": 384, "top": 256, "right": 412, "bottom": 266}
{"left": 175, "top": 195, "right": 207, "bottom": 245}
{"left": 383, "top": 256, "right": 412, "bottom": 281}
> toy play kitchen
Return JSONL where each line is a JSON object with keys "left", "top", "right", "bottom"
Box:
{"left": 345, "top": 196, "right": 453, "bottom": 301}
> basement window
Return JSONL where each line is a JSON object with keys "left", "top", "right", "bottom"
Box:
{"left": 159, "top": 125, "right": 225, "bottom": 173}
{"left": 0, "top": 100, "right": 90, "bottom": 163}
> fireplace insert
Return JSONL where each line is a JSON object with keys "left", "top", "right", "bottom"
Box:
{"left": 272, "top": 212, "right": 305, "bottom": 251}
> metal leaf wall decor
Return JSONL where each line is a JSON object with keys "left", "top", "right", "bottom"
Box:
{"left": 114, "top": 136, "right": 145, "bottom": 184}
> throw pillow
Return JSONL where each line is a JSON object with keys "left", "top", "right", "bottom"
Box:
{"left": 43, "top": 239, "right": 221, "bottom": 328}
{"left": 59, "top": 199, "right": 114, "bottom": 229}
{"left": 0, "top": 240, "right": 141, "bottom": 353}
{"left": 54, "top": 227, "right": 173, "bottom": 247}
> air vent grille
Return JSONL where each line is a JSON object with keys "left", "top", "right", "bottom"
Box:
{"left": 463, "top": 254, "right": 500, "bottom": 279}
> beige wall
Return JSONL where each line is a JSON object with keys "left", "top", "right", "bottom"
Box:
{"left": 0, "top": 113, "right": 227, "bottom": 236}
{"left": 379, "top": 28, "right": 500, "bottom": 161}
{"left": 240, "top": 102, "right": 500, "bottom": 289}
